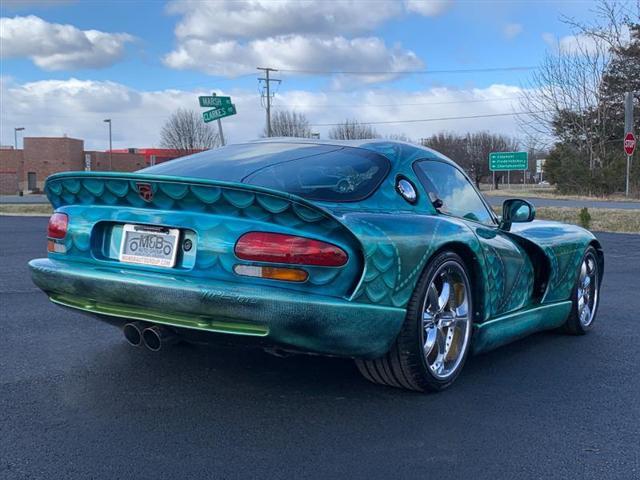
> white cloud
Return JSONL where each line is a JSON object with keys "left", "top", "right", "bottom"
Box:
{"left": 167, "top": 0, "right": 451, "bottom": 40}
{"left": 404, "top": 0, "right": 452, "bottom": 17}
{"left": 164, "top": 35, "right": 423, "bottom": 78}
{"left": 1, "top": 77, "right": 528, "bottom": 151}
{"left": 164, "top": 0, "right": 450, "bottom": 78}
{"left": 167, "top": 0, "right": 403, "bottom": 40}
{"left": 542, "top": 32, "right": 601, "bottom": 55}
{"left": 503, "top": 23, "right": 523, "bottom": 39}
{"left": 0, "top": 15, "right": 134, "bottom": 70}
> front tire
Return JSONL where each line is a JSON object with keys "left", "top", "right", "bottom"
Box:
{"left": 564, "top": 246, "right": 601, "bottom": 335}
{"left": 356, "top": 251, "right": 473, "bottom": 392}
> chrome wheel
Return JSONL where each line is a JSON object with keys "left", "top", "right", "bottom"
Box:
{"left": 421, "top": 261, "right": 472, "bottom": 380}
{"left": 577, "top": 253, "right": 599, "bottom": 327}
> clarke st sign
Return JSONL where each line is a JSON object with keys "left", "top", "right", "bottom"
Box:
{"left": 202, "top": 104, "right": 237, "bottom": 123}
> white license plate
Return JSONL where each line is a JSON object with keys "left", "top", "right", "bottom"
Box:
{"left": 119, "top": 224, "right": 180, "bottom": 268}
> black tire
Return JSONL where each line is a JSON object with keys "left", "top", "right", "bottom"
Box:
{"left": 564, "top": 246, "right": 601, "bottom": 335}
{"left": 356, "top": 251, "right": 473, "bottom": 392}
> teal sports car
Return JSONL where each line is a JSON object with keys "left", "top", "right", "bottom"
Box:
{"left": 29, "top": 139, "right": 604, "bottom": 391}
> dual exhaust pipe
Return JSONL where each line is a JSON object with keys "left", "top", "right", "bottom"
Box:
{"left": 123, "top": 321, "right": 178, "bottom": 351}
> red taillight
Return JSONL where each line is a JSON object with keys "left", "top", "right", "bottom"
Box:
{"left": 235, "top": 232, "right": 348, "bottom": 267}
{"left": 47, "top": 213, "right": 68, "bottom": 239}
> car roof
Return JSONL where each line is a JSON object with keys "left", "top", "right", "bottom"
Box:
{"left": 248, "top": 137, "right": 456, "bottom": 168}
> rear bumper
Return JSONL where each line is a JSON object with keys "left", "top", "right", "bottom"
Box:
{"left": 29, "top": 258, "right": 405, "bottom": 358}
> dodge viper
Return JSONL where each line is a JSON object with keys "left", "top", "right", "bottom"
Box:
{"left": 29, "top": 139, "right": 603, "bottom": 391}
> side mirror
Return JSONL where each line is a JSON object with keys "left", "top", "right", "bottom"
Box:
{"left": 500, "top": 199, "right": 535, "bottom": 231}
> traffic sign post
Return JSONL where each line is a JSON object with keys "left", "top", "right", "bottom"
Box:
{"left": 199, "top": 93, "right": 236, "bottom": 147}
{"left": 489, "top": 151, "right": 528, "bottom": 189}
{"left": 625, "top": 132, "right": 636, "bottom": 197}
{"left": 624, "top": 92, "right": 635, "bottom": 197}
{"left": 536, "top": 159, "right": 546, "bottom": 183}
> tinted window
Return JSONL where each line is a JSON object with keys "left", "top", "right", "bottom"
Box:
{"left": 141, "top": 143, "right": 341, "bottom": 182}
{"left": 141, "top": 142, "right": 389, "bottom": 202}
{"left": 245, "top": 148, "right": 388, "bottom": 201}
{"left": 414, "top": 160, "right": 494, "bottom": 224}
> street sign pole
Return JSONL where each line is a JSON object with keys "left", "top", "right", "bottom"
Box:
{"left": 212, "top": 93, "right": 225, "bottom": 146}
{"left": 624, "top": 92, "right": 634, "bottom": 197}
{"left": 217, "top": 118, "right": 225, "bottom": 146}
{"left": 199, "top": 93, "right": 235, "bottom": 145}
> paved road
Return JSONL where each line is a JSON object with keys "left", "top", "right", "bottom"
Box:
{"left": 1, "top": 216, "right": 639, "bottom": 480}
{"left": 0, "top": 194, "right": 47, "bottom": 204}
{"left": 486, "top": 194, "right": 640, "bottom": 210}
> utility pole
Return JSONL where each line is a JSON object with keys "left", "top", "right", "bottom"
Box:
{"left": 103, "top": 119, "right": 112, "bottom": 171}
{"left": 257, "top": 67, "right": 280, "bottom": 137}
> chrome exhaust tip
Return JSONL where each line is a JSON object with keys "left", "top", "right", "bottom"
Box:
{"left": 142, "top": 325, "right": 178, "bottom": 352}
{"left": 123, "top": 321, "right": 146, "bottom": 347}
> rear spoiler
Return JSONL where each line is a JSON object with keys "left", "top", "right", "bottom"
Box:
{"left": 45, "top": 171, "right": 333, "bottom": 221}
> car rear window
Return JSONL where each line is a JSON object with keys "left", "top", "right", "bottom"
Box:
{"left": 243, "top": 147, "right": 389, "bottom": 201}
{"left": 140, "top": 142, "right": 390, "bottom": 202}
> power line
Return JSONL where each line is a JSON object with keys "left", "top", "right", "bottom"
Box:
{"left": 277, "top": 66, "right": 538, "bottom": 75}
{"left": 275, "top": 96, "right": 524, "bottom": 109}
{"left": 309, "top": 110, "right": 550, "bottom": 127}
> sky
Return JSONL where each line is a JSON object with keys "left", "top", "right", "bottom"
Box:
{"left": 0, "top": 0, "right": 602, "bottom": 150}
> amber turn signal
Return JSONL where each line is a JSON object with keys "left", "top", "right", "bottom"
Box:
{"left": 233, "top": 264, "right": 308, "bottom": 282}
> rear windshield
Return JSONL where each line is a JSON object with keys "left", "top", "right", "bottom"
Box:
{"left": 140, "top": 142, "right": 390, "bottom": 202}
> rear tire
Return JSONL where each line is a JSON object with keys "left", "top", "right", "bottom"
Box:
{"left": 564, "top": 246, "right": 601, "bottom": 335}
{"left": 356, "top": 251, "right": 473, "bottom": 392}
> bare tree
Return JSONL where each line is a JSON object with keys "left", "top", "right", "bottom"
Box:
{"left": 421, "top": 132, "right": 468, "bottom": 162}
{"left": 266, "top": 110, "right": 312, "bottom": 137}
{"left": 518, "top": 0, "right": 637, "bottom": 168}
{"left": 518, "top": 0, "right": 639, "bottom": 194}
{"left": 385, "top": 133, "right": 416, "bottom": 143}
{"left": 160, "top": 108, "right": 220, "bottom": 152}
{"left": 329, "top": 119, "right": 379, "bottom": 140}
{"left": 422, "top": 131, "right": 518, "bottom": 187}
{"left": 466, "top": 132, "right": 519, "bottom": 187}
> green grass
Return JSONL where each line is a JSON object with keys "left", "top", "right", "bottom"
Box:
{"left": 493, "top": 206, "right": 640, "bottom": 233}
{"left": 482, "top": 187, "right": 640, "bottom": 202}
{"left": 2, "top": 203, "right": 637, "bottom": 233}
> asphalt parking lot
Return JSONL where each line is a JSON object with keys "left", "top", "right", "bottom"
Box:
{"left": 1, "top": 216, "right": 639, "bottom": 480}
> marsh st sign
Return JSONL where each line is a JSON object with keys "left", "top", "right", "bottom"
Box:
{"left": 199, "top": 95, "right": 232, "bottom": 108}
{"left": 489, "top": 151, "right": 528, "bottom": 171}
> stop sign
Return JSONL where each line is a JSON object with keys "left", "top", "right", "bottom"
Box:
{"left": 624, "top": 132, "right": 636, "bottom": 156}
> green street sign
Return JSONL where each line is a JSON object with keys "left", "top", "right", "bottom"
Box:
{"left": 203, "top": 104, "right": 237, "bottom": 123}
{"left": 489, "top": 151, "right": 528, "bottom": 171}
{"left": 199, "top": 96, "right": 232, "bottom": 108}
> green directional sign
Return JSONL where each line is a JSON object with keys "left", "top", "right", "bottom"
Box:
{"left": 489, "top": 151, "right": 528, "bottom": 171}
{"left": 199, "top": 95, "right": 232, "bottom": 108}
{"left": 203, "top": 104, "right": 237, "bottom": 123}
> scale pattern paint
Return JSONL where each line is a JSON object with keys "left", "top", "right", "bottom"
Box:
{"left": 29, "top": 140, "right": 602, "bottom": 359}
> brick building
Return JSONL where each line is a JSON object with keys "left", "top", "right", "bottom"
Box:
{"left": 0, "top": 137, "right": 196, "bottom": 195}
